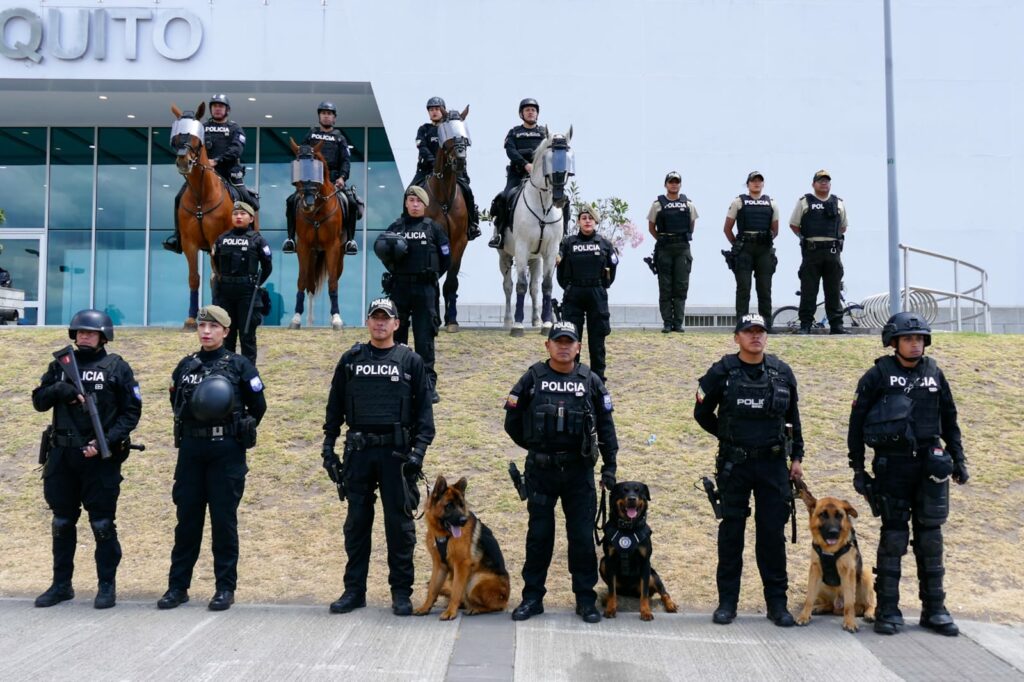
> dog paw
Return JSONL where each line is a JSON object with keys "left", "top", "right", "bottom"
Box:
{"left": 603, "top": 609, "right": 617, "bottom": 619}
{"left": 843, "top": 621, "right": 859, "bottom": 633}
{"left": 640, "top": 610, "right": 654, "bottom": 622}
{"left": 413, "top": 606, "right": 431, "bottom": 616}
{"left": 663, "top": 598, "right": 679, "bottom": 613}
{"left": 795, "top": 613, "right": 812, "bottom": 626}
{"left": 439, "top": 609, "right": 459, "bottom": 621}
{"left": 862, "top": 612, "right": 876, "bottom": 623}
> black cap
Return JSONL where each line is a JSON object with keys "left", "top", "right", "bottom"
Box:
{"left": 746, "top": 171, "right": 764, "bottom": 183}
{"left": 548, "top": 320, "right": 580, "bottom": 341}
{"left": 664, "top": 171, "right": 682, "bottom": 183}
{"left": 734, "top": 314, "right": 768, "bottom": 333}
{"left": 367, "top": 297, "right": 398, "bottom": 318}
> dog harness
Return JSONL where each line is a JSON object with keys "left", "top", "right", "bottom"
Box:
{"left": 435, "top": 536, "right": 449, "bottom": 564}
{"left": 602, "top": 522, "right": 652, "bottom": 577}
{"left": 813, "top": 529, "right": 858, "bottom": 587}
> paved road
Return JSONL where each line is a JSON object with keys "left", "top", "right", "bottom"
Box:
{"left": 1, "top": 599, "right": 1021, "bottom": 681}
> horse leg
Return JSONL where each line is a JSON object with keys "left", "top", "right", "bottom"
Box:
{"left": 184, "top": 245, "right": 200, "bottom": 330}
{"left": 541, "top": 266, "right": 555, "bottom": 330}
{"left": 443, "top": 263, "right": 461, "bottom": 333}
{"left": 290, "top": 290, "right": 304, "bottom": 329}
{"left": 511, "top": 265, "right": 527, "bottom": 337}
{"left": 328, "top": 245, "right": 343, "bottom": 330}
{"left": 500, "top": 252, "right": 513, "bottom": 330}
{"left": 530, "top": 258, "right": 542, "bottom": 329}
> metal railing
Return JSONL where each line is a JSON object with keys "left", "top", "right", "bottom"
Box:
{"left": 900, "top": 243, "right": 990, "bottom": 333}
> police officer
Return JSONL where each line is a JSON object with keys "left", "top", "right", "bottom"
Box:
{"left": 647, "top": 171, "right": 698, "bottom": 333}
{"left": 283, "top": 101, "right": 357, "bottom": 256}
{"left": 31, "top": 310, "right": 142, "bottom": 609}
{"left": 724, "top": 171, "right": 779, "bottom": 326}
{"left": 488, "top": 98, "right": 549, "bottom": 249}
{"left": 694, "top": 314, "right": 804, "bottom": 627}
{"left": 212, "top": 201, "right": 273, "bottom": 365}
{"left": 158, "top": 305, "right": 267, "bottom": 612}
{"left": 412, "top": 97, "right": 481, "bottom": 241}
{"left": 557, "top": 203, "right": 618, "bottom": 383}
{"left": 164, "top": 94, "right": 249, "bottom": 254}
{"left": 847, "top": 313, "right": 967, "bottom": 637}
{"left": 373, "top": 186, "right": 450, "bottom": 403}
{"left": 504, "top": 321, "right": 618, "bottom": 623}
{"left": 788, "top": 170, "right": 848, "bottom": 334}
{"left": 321, "top": 297, "right": 435, "bottom": 616}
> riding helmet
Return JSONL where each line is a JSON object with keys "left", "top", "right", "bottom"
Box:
{"left": 317, "top": 101, "right": 337, "bottom": 115}
{"left": 209, "top": 93, "right": 231, "bottom": 111}
{"left": 426, "top": 97, "right": 447, "bottom": 110}
{"left": 519, "top": 98, "right": 540, "bottom": 114}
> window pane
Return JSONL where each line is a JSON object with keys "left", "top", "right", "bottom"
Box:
{"left": 95, "top": 230, "right": 145, "bottom": 325}
{"left": 97, "top": 128, "right": 148, "bottom": 230}
{"left": 46, "top": 230, "right": 91, "bottom": 324}
{"left": 0, "top": 237, "right": 41, "bottom": 299}
{"left": 148, "top": 231, "right": 212, "bottom": 325}
{"left": 151, "top": 127, "right": 179, "bottom": 231}
{"left": 0, "top": 127, "right": 46, "bottom": 228}
{"left": 49, "top": 127, "right": 95, "bottom": 230}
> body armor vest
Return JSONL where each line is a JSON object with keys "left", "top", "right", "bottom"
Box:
{"left": 736, "top": 194, "right": 773, "bottom": 233}
{"left": 510, "top": 125, "right": 547, "bottom": 163}
{"left": 204, "top": 120, "right": 240, "bottom": 160}
{"left": 53, "top": 352, "right": 122, "bottom": 438}
{"left": 216, "top": 229, "right": 260, "bottom": 280}
{"left": 716, "top": 355, "right": 791, "bottom": 447}
{"left": 304, "top": 127, "right": 347, "bottom": 177}
{"left": 177, "top": 354, "right": 243, "bottom": 427}
{"left": 655, "top": 195, "right": 692, "bottom": 238}
{"left": 862, "top": 355, "right": 942, "bottom": 450}
{"left": 523, "top": 362, "right": 592, "bottom": 452}
{"left": 391, "top": 220, "right": 440, "bottom": 275}
{"left": 344, "top": 344, "right": 413, "bottom": 430}
{"left": 800, "top": 194, "right": 841, "bottom": 239}
{"left": 565, "top": 235, "right": 607, "bottom": 284}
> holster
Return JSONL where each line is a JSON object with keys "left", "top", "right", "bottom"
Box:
{"left": 39, "top": 424, "right": 54, "bottom": 465}
{"left": 581, "top": 410, "right": 599, "bottom": 465}
{"left": 173, "top": 418, "right": 182, "bottom": 448}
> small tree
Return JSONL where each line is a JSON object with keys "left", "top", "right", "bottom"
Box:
{"left": 566, "top": 182, "right": 644, "bottom": 255}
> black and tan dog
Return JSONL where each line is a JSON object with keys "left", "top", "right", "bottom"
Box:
{"left": 598, "top": 481, "right": 678, "bottom": 620}
{"left": 414, "top": 476, "right": 511, "bottom": 620}
{"left": 794, "top": 481, "right": 876, "bottom": 632}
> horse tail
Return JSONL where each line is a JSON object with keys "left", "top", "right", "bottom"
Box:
{"left": 308, "top": 249, "right": 328, "bottom": 296}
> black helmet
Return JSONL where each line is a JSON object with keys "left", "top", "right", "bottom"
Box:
{"left": 881, "top": 312, "right": 932, "bottom": 347}
{"left": 69, "top": 309, "right": 114, "bottom": 342}
{"left": 519, "top": 98, "right": 540, "bottom": 114}
{"left": 209, "top": 93, "right": 231, "bottom": 110}
{"left": 317, "top": 101, "right": 337, "bottom": 115}
{"left": 189, "top": 375, "right": 236, "bottom": 423}
{"left": 426, "top": 96, "right": 446, "bottom": 110}
{"left": 373, "top": 233, "right": 409, "bottom": 266}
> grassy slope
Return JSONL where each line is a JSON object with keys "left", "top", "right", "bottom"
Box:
{"left": 1, "top": 327, "right": 1021, "bottom": 620}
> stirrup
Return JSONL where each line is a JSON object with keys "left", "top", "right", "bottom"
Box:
{"left": 282, "top": 238, "right": 296, "bottom": 254}
{"left": 162, "top": 235, "right": 182, "bottom": 254}
{"left": 345, "top": 240, "right": 358, "bottom": 255}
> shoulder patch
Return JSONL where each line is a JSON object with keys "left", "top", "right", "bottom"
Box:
{"left": 610, "top": 252, "right": 619, "bottom": 265}
{"left": 602, "top": 393, "right": 614, "bottom": 412}
{"left": 505, "top": 393, "right": 519, "bottom": 410}
{"left": 696, "top": 385, "right": 706, "bottom": 404}
{"left": 132, "top": 384, "right": 143, "bottom": 402}
{"left": 441, "top": 244, "right": 450, "bottom": 255}
{"left": 262, "top": 244, "right": 272, "bottom": 256}
{"left": 238, "top": 133, "right": 246, "bottom": 144}
{"left": 249, "top": 376, "right": 264, "bottom": 392}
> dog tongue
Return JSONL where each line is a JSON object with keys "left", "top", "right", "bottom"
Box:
{"left": 450, "top": 525, "right": 462, "bottom": 539}
{"left": 826, "top": 538, "right": 837, "bottom": 546}
{"left": 626, "top": 508, "right": 638, "bottom": 519}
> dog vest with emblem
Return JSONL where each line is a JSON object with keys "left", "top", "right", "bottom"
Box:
{"left": 602, "top": 522, "right": 652, "bottom": 577}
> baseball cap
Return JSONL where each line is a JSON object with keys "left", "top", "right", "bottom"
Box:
{"left": 197, "top": 305, "right": 231, "bottom": 328}
{"left": 734, "top": 313, "right": 768, "bottom": 333}
{"left": 367, "top": 297, "right": 399, "bottom": 318}
{"left": 664, "top": 171, "right": 682, "bottom": 183}
{"left": 548, "top": 320, "right": 580, "bottom": 341}
{"left": 746, "top": 171, "right": 764, "bottom": 183}
{"left": 813, "top": 170, "right": 831, "bottom": 182}
{"left": 405, "top": 185, "right": 430, "bottom": 207}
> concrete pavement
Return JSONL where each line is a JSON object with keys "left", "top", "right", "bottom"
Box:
{"left": 1, "top": 598, "right": 1021, "bottom": 681}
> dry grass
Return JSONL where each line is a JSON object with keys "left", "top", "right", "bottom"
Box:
{"left": 1, "top": 327, "right": 1022, "bottom": 621}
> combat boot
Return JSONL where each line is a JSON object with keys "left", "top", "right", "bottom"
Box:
{"left": 575, "top": 600, "right": 601, "bottom": 624}
{"left": 712, "top": 602, "right": 737, "bottom": 625}
{"left": 94, "top": 580, "right": 116, "bottom": 609}
{"left": 392, "top": 594, "right": 413, "bottom": 617}
{"left": 511, "top": 598, "right": 543, "bottom": 621}
{"left": 35, "top": 582, "right": 74, "bottom": 608}
{"left": 915, "top": 527, "right": 958, "bottom": 636}
{"left": 329, "top": 592, "right": 366, "bottom": 614}
{"left": 874, "top": 532, "right": 908, "bottom": 634}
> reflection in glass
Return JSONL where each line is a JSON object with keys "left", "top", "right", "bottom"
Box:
{"left": 97, "top": 128, "right": 148, "bottom": 230}
{"left": 49, "top": 127, "right": 95, "bottom": 230}
{"left": 147, "top": 229, "right": 212, "bottom": 325}
{"left": 46, "top": 230, "right": 91, "bottom": 324}
{"left": 151, "top": 127, "right": 179, "bottom": 231}
{"left": 95, "top": 230, "right": 145, "bottom": 325}
{"left": 0, "top": 237, "right": 42, "bottom": 298}
{"left": 0, "top": 128, "right": 46, "bottom": 228}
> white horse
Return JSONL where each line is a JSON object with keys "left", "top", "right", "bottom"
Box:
{"left": 499, "top": 128, "right": 573, "bottom": 336}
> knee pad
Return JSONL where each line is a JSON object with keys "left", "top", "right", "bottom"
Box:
{"left": 880, "top": 529, "right": 910, "bottom": 557}
{"left": 90, "top": 518, "right": 117, "bottom": 542}
{"left": 51, "top": 516, "right": 75, "bottom": 539}
{"left": 913, "top": 527, "right": 943, "bottom": 558}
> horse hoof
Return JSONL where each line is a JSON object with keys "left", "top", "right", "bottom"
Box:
{"left": 183, "top": 319, "right": 197, "bottom": 331}
{"left": 510, "top": 327, "right": 525, "bottom": 338}
{"left": 288, "top": 322, "right": 301, "bottom": 330}
{"left": 542, "top": 322, "right": 553, "bottom": 330}
{"left": 445, "top": 323, "right": 460, "bottom": 333}
{"left": 331, "top": 314, "right": 343, "bottom": 331}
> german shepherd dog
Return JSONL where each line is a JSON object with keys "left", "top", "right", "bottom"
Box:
{"left": 795, "top": 481, "right": 876, "bottom": 632}
{"left": 414, "top": 476, "right": 511, "bottom": 620}
{"left": 598, "top": 481, "right": 678, "bottom": 620}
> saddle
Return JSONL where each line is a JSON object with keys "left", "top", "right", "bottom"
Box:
{"left": 491, "top": 181, "right": 527, "bottom": 231}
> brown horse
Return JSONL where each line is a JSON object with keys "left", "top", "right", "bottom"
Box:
{"left": 170, "top": 102, "right": 258, "bottom": 329}
{"left": 423, "top": 106, "right": 470, "bottom": 332}
{"left": 286, "top": 139, "right": 346, "bottom": 330}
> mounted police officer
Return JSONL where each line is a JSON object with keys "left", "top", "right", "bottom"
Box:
{"left": 647, "top": 171, "right": 698, "bottom": 333}
{"left": 321, "top": 297, "right": 435, "bottom": 616}
{"left": 164, "top": 93, "right": 251, "bottom": 254}
{"left": 212, "top": 201, "right": 273, "bottom": 365}
{"left": 789, "top": 170, "right": 848, "bottom": 334}
{"left": 504, "top": 321, "right": 618, "bottom": 623}
{"left": 848, "top": 313, "right": 967, "bottom": 637}
{"left": 412, "top": 97, "right": 481, "bottom": 242}
{"left": 158, "top": 305, "right": 267, "bottom": 612}
{"left": 724, "top": 171, "right": 779, "bottom": 326}
{"left": 488, "top": 98, "right": 549, "bottom": 249}
{"left": 283, "top": 101, "right": 357, "bottom": 256}
{"left": 557, "top": 204, "right": 618, "bottom": 383}
{"left": 694, "top": 314, "right": 804, "bottom": 627}
{"left": 31, "top": 310, "right": 142, "bottom": 609}
{"left": 373, "top": 186, "right": 450, "bottom": 403}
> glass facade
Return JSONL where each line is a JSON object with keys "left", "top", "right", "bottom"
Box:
{"left": 0, "top": 124, "right": 403, "bottom": 326}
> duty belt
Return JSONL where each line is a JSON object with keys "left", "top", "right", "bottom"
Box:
{"left": 721, "top": 443, "right": 785, "bottom": 461}
{"left": 802, "top": 239, "right": 838, "bottom": 250}
{"left": 874, "top": 441, "right": 939, "bottom": 458}
{"left": 570, "top": 278, "right": 604, "bottom": 287}
{"left": 180, "top": 423, "right": 237, "bottom": 439}
{"left": 529, "top": 449, "right": 586, "bottom": 469}
{"left": 657, "top": 233, "right": 690, "bottom": 243}
{"left": 392, "top": 272, "right": 437, "bottom": 283}
{"left": 741, "top": 231, "right": 773, "bottom": 243}
{"left": 52, "top": 430, "right": 90, "bottom": 448}
{"left": 219, "top": 275, "right": 256, "bottom": 284}
{"left": 346, "top": 431, "right": 398, "bottom": 451}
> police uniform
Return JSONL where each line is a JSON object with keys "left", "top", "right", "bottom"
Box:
{"left": 694, "top": 323, "right": 804, "bottom": 624}
{"left": 374, "top": 209, "right": 450, "bottom": 396}
{"left": 789, "top": 172, "right": 848, "bottom": 333}
{"left": 647, "top": 186, "right": 698, "bottom": 331}
{"left": 212, "top": 215, "right": 273, "bottom": 365}
{"left": 557, "top": 223, "right": 618, "bottom": 382}
{"left": 726, "top": 186, "right": 779, "bottom": 322}
{"left": 412, "top": 118, "right": 480, "bottom": 237}
{"left": 161, "top": 307, "right": 267, "bottom": 611}
{"left": 504, "top": 324, "right": 618, "bottom": 621}
{"left": 847, "top": 313, "right": 967, "bottom": 636}
{"left": 321, "top": 303, "right": 435, "bottom": 613}
{"left": 31, "top": 310, "right": 142, "bottom": 608}
{"left": 503, "top": 123, "right": 548, "bottom": 194}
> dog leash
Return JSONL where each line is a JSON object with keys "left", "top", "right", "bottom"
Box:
{"left": 593, "top": 487, "right": 607, "bottom": 545}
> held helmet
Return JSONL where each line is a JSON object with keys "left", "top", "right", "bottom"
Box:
{"left": 373, "top": 233, "right": 409, "bottom": 267}
{"left": 189, "top": 375, "right": 236, "bottom": 423}
{"left": 881, "top": 312, "right": 932, "bottom": 348}
{"left": 69, "top": 309, "right": 115, "bottom": 342}
{"left": 426, "top": 96, "right": 446, "bottom": 110}
{"left": 209, "top": 93, "right": 231, "bottom": 111}
{"left": 519, "top": 98, "right": 540, "bottom": 115}
{"left": 317, "top": 101, "right": 337, "bottom": 115}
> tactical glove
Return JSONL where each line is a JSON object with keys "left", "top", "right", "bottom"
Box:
{"left": 852, "top": 469, "right": 868, "bottom": 496}
{"left": 405, "top": 447, "right": 425, "bottom": 476}
{"left": 322, "top": 452, "right": 341, "bottom": 484}
{"left": 600, "top": 468, "right": 616, "bottom": 491}
{"left": 51, "top": 381, "right": 80, "bottom": 404}
{"left": 952, "top": 458, "right": 970, "bottom": 485}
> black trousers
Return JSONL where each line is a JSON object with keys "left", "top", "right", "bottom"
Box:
{"left": 43, "top": 448, "right": 123, "bottom": 584}
{"left": 521, "top": 459, "right": 598, "bottom": 605}
{"left": 341, "top": 444, "right": 417, "bottom": 598}
{"left": 655, "top": 240, "right": 692, "bottom": 326}
{"left": 215, "top": 283, "right": 259, "bottom": 365}
{"left": 715, "top": 456, "right": 790, "bottom": 606}
{"left": 561, "top": 285, "right": 610, "bottom": 381}
{"left": 390, "top": 280, "right": 439, "bottom": 385}
{"left": 734, "top": 240, "right": 776, "bottom": 321}
{"left": 167, "top": 437, "right": 248, "bottom": 592}
{"left": 798, "top": 244, "right": 844, "bottom": 328}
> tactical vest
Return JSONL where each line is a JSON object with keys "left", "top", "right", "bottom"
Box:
{"left": 177, "top": 353, "right": 243, "bottom": 427}
{"left": 523, "top": 362, "right": 592, "bottom": 452}
{"left": 204, "top": 119, "right": 240, "bottom": 159}
{"left": 417, "top": 123, "right": 440, "bottom": 159}
{"left": 800, "top": 194, "right": 841, "bottom": 239}
{"left": 736, "top": 194, "right": 773, "bottom": 233}
{"left": 344, "top": 344, "right": 413, "bottom": 430}
{"left": 391, "top": 221, "right": 440, "bottom": 275}
{"left": 814, "top": 538, "right": 855, "bottom": 587}
{"left": 53, "top": 352, "right": 123, "bottom": 439}
{"left": 305, "top": 127, "right": 346, "bottom": 172}
{"left": 511, "top": 125, "right": 547, "bottom": 162}
{"left": 216, "top": 229, "right": 261, "bottom": 280}
{"left": 565, "top": 235, "right": 607, "bottom": 284}
{"left": 862, "top": 355, "right": 942, "bottom": 450}
{"left": 655, "top": 195, "right": 692, "bottom": 238}
{"left": 716, "top": 355, "right": 791, "bottom": 447}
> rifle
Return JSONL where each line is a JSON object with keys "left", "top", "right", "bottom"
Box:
{"left": 508, "top": 461, "right": 527, "bottom": 501}
{"left": 53, "top": 346, "right": 111, "bottom": 460}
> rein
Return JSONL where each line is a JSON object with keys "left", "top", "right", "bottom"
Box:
{"left": 522, "top": 174, "right": 563, "bottom": 256}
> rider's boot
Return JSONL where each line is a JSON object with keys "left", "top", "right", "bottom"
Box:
{"left": 488, "top": 194, "right": 504, "bottom": 249}
{"left": 463, "top": 183, "right": 481, "bottom": 241}
{"left": 163, "top": 194, "right": 183, "bottom": 254}
{"left": 282, "top": 196, "right": 297, "bottom": 254}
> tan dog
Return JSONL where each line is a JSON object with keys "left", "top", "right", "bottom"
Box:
{"left": 794, "top": 481, "right": 876, "bottom": 632}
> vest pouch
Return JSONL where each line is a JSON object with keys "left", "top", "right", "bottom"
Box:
{"left": 768, "top": 380, "right": 791, "bottom": 416}
{"left": 916, "top": 474, "right": 949, "bottom": 526}
{"left": 531, "top": 404, "right": 558, "bottom": 442}
{"left": 925, "top": 447, "right": 953, "bottom": 480}
{"left": 39, "top": 424, "right": 54, "bottom": 465}
{"left": 237, "top": 415, "right": 257, "bottom": 449}
{"left": 863, "top": 393, "right": 916, "bottom": 449}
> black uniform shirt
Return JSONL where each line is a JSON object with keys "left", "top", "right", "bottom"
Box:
{"left": 504, "top": 124, "right": 548, "bottom": 173}
{"left": 213, "top": 227, "right": 274, "bottom": 284}
{"left": 416, "top": 122, "right": 440, "bottom": 172}
{"left": 204, "top": 118, "right": 245, "bottom": 170}
{"left": 169, "top": 347, "right": 267, "bottom": 425}
{"left": 302, "top": 126, "right": 351, "bottom": 182}
{"left": 557, "top": 232, "right": 618, "bottom": 289}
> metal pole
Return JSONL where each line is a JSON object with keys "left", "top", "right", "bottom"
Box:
{"left": 953, "top": 260, "right": 961, "bottom": 331}
{"left": 902, "top": 246, "right": 909, "bottom": 312}
{"left": 884, "top": 0, "right": 901, "bottom": 315}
